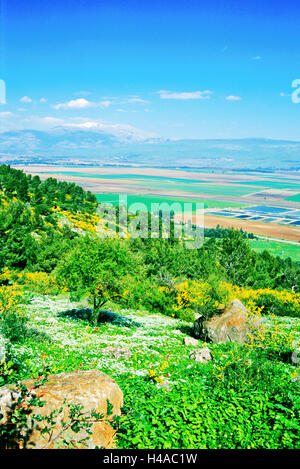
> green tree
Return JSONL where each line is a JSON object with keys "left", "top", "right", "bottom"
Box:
{"left": 55, "top": 236, "right": 141, "bottom": 324}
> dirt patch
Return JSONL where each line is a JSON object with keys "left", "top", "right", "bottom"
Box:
{"left": 174, "top": 213, "right": 300, "bottom": 242}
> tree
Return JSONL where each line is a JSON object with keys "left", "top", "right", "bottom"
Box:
{"left": 220, "top": 229, "right": 255, "bottom": 285}
{"left": 55, "top": 236, "right": 141, "bottom": 324}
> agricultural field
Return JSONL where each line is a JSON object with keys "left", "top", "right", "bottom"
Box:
{"left": 287, "top": 194, "right": 300, "bottom": 203}
{"left": 95, "top": 193, "right": 248, "bottom": 211}
{"left": 249, "top": 239, "right": 300, "bottom": 262}
{"left": 15, "top": 164, "right": 300, "bottom": 244}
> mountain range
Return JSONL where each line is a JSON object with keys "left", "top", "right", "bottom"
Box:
{"left": 0, "top": 127, "right": 299, "bottom": 170}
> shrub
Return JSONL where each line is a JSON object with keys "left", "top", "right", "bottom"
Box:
{"left": 226, "top": 284, "right": 300, "bottom": 318}
{"left": 0, "top": 285, "right": 27, "bottom": 342}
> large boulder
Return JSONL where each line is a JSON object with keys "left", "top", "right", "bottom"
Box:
{"left": 0, "top": 369, "right": 123, "bottom": 449}
{"left": 193, "top": 299, "right": 259, "bottom": 344}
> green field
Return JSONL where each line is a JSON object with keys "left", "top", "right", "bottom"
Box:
{"left": 286, "top": 193, "right": 300, "bottom": 202}
{"left": 238, "top": 180, "right": 300, "bottom": 191}
{"left": 134, "top": 180, "right": 258, "bottom": 196}
{"left": 250, "top": 238, "right": 300, "bottom": 262}
{"left": 39, "top": 170, "right": 300, "bottom": 197}
{"left": 95, "top": 193, "right": 249, "bottom": 212}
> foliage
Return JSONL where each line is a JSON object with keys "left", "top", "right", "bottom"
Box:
{"left": 0, "top": 285, "right": 27, "bottom": 342}
{"left": 55, "top": 236, "right": 142, "bottom": 324}
{"left": 117, "top": 354, "right": 300, "bottom": 449}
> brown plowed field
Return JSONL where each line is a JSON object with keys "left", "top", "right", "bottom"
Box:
{"left": 174, "top": 213, "right": 300, "bottom": 242}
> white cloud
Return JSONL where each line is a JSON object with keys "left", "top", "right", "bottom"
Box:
{"left": 20, "top": 96, "right": 32, "bottom": 103}
{"left": 53, "top": 98, "right": 111, "bottom": 110}
{"left": 226, "top": 95, "right": 242, "bottom": 101}
{"left": 53, "top": 98, "right": 95, "bottom": 110}
{"left": 100, "top": 100, "right": 111, "bottom": 108}
{"left": 0, "top": 111, "right": 13, "bottom": 117}
{"left": 158, "top": 90, "right": 212, "bottom": 100}
{"left": 40, "top": 97, "right": 47, "bottom": 103}
{"left": 252, "top": 56, "right": 262, "bottom": 60}
{"left": 127, "top": 97, "right": 149, "bottom": 104}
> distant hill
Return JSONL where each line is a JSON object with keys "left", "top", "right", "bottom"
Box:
{"left": 0, "top": 128, "right": 300, "bottom": 170}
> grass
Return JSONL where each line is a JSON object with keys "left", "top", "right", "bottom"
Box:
{"left": 5, "top": 293, "right": 300, "bottom": 449}
{"left": 250, "top": 238, "right": 300, "bottom": 262}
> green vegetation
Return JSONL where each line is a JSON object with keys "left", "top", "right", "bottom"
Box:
{"left": 0, "top": 164, "right": 300, "bottom": 449}
{"left": 1, "top": 295, "right": 299, "bottom": 449}
{"left": 250, "top": 238, "right": 300, "bottom": 262}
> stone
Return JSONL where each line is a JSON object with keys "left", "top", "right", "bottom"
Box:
{"left": 172, "top": 330, "right": 182, "bottom": 335}
{"left": 189, "top": 347, "right": 212, "bottom": 363}
{"left": 183, "top": 337, "right": 198, "bottom": 346}
{"left": 0, "top": 369, "right": 123, "bottom": 449}
{"left": 102, "top": 346, "right": 132, "bottom": 359}
{"left": 193, "top": 299, "right": 259, "bottom": 344}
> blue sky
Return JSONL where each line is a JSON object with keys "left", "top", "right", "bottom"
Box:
{"left": 1, "top": 0, "right": 300, "bottom": 140}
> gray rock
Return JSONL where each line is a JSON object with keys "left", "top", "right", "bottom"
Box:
{"left": 189, "top": 347, "right": 212, "bottom": 363}
{"left": 102, "top": 346, "right": 132, "bottom": 360}
{"left": 183, "top": 336, "right": 198, "bottom": 346}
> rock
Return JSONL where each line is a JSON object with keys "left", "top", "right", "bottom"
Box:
{"left": 193, "top": 299, "right": 259, "bottom": 344}
{"left": 189, "top": 347, "right": 212, "bottom": 363}
{"left": 102, "top": 346, "right": 132, "bottom": 359}
{"left": 172, "top": 330, "right": 182, "bottom": 335}
{"left": 0, "top": 369, "right": 123, "bottom": 449}
{"left": 183, "top": 337, "right": 198, "bottom": 346}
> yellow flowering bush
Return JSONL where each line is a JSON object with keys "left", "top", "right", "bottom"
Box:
{"left": 0, "top": 285, "right": 27, "bottom": 342}
{"left": 147, "top": 359, "right": 169, "bottom": 384}
{"left": 151, "top": 277, "right": 299, "bottom": 321}
{"left": 0, "top": 269, "right": 67, "bottom": 295}
{"left": 167, "top": 279, "right": 228, "bottom": 321}
{"left": 246, "top": 313, "right": 297, "bottom": 355}
{"left": 224, "top": 283, "right": 300, "bottom": 318}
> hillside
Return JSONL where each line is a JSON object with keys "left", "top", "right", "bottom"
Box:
{"left": 0, "top": 164, "right": 300, "bottom": 449}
